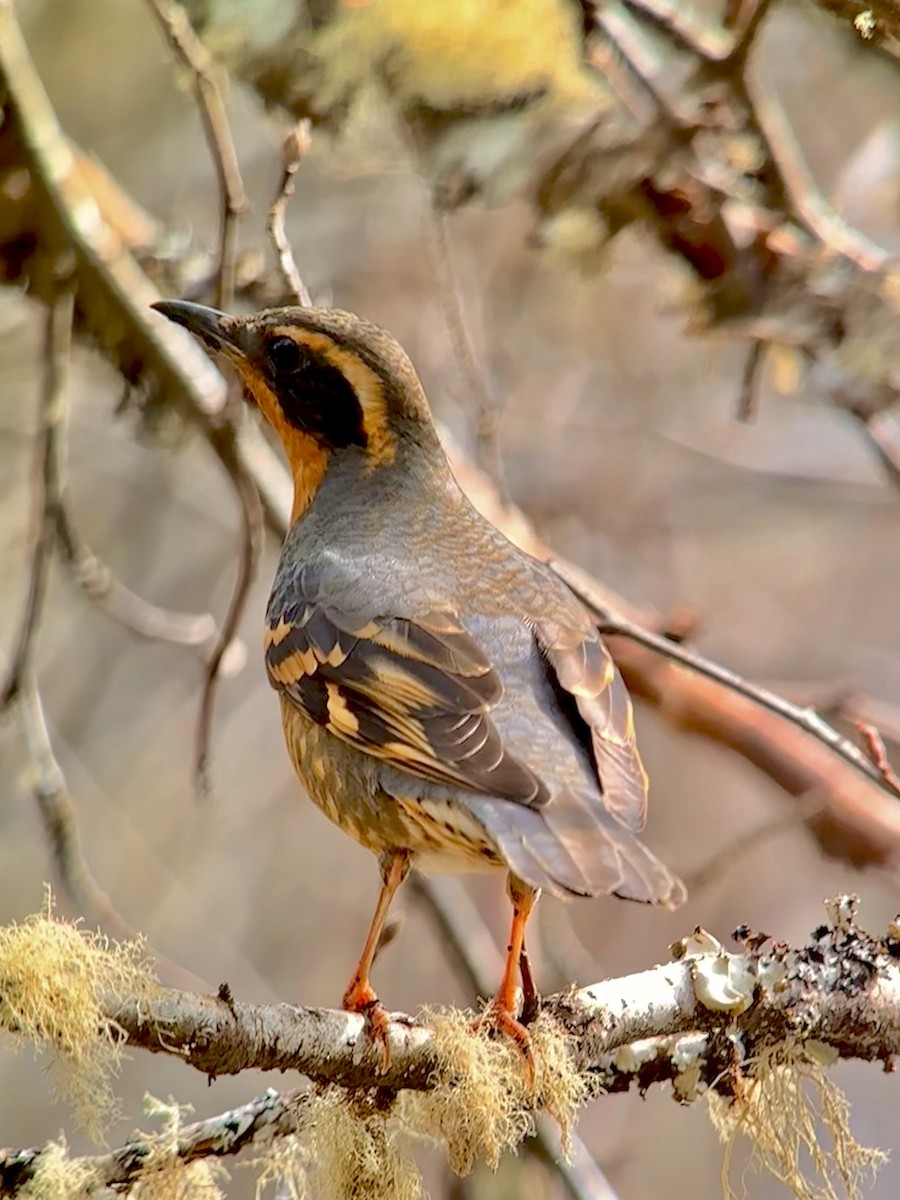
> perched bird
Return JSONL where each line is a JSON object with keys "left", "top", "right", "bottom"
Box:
{"left": 153, "top": 299, "right": 685, "bottom": 1064}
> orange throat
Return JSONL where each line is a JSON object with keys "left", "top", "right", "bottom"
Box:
{"left": 236, "top": 362, "right": 330, "bottom": 521}
{"left": 286, "top": 431, "right": 329, "bottom": 522}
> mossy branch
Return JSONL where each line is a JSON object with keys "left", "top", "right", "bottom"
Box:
{"left": 96, "top": 896, "right": 900, "bottom": 1093}
{"left": 0, "top": 897, "right": 896, "bottom": 1197}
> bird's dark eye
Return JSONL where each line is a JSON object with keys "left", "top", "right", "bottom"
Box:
{"left": 267, "top": 335, "right": 305, "bottom": 373}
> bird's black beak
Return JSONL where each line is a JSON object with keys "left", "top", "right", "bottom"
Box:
{"left": 152, "top": 300, "right": 239, "bottom": 356}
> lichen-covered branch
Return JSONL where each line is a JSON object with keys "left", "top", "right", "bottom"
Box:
{"left": 0, "top": 1088, "right": 313, "bottom": 1196}
{"left": 95, "top": 896, "right": 900, "bottom": 1090}
{"left": 0, "top": 897, "right": 896, "bottom": 1197}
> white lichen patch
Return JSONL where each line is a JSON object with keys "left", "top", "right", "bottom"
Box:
{"left": 672, "top": 927, "right": 755, "bottom": 1014}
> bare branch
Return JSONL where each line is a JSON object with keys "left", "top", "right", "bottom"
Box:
{"left": 267, "top": 120, "right": 313, "bottom": 307}
{"left": 194, "top": 452, "right": 263, "bottom": 796}
{"left": 0, "top": 1087, "right": 313, "bottom": 1195}
{"left": 737, "top": 338, "right": 764, "bottom": 422}
{"left": 855, "top": 720, "right": 900, "bottom": 793}
{"left": 53, "top": 503, "right": 220, "bottom": 654}
{"left": 146, "top": 0, "right": 248, "bottom": 308}
{"left": 2, "top": 292, "right": 73, "bottom": 709}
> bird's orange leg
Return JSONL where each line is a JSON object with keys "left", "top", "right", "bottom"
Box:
{"left": 342, "top": 849, "right": 411, "bottom": 1070}
{"left": 480, "top": 874, "right": 539, "bottom": 1083}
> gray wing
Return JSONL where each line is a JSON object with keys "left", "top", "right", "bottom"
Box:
{"left": 265, "top": 562, "right": 547, "bottom": 804}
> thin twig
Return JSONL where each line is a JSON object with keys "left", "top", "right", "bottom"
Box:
{"left": 737, "top": 338, "right": 764, "bottom": 421}
{"left": 144, "top": 0, "right": 264, "bottom": 795}
{"left": 146, "top": 0, "right": 248, "bottom": 309}
{"left": 621, "top": 0, "right": 734, "bottom": 61}
{"left": 550, "top": 557, "right": 900, "bottom": 802}
{"left": 855, "top": 720, "right": 900, "bottom": 793}
{"left": 410, "top": 875, "right": 624, "bottom": 1200}
{"left": 427, "top": 205, "right": 508, "bottom": 495}
{"left": 2, "top": 293, "right": 73, "bottom": 710}
{"left": 267, "top": 120, "right": 313, "bottom": 307}
{"left": 194, "top": 448, "right": 263, "bottom": 795}
{"left": 747, "top": 81, "right": 889, "bottom": 274}
{"left": 723, "top": 0, "right": 774, "bottom": 66}
{"left": 54, "top": 503, "right": 221, "bottom": 655}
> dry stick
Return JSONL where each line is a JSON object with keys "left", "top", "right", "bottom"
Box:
{"left": 428, "top": 205, "right": 508, "bottom": 494}
{"left": 722, "top": 0, "right": 774, "bottom": 65}
{"left": 194, "top": 453, "right": 263, "bottom": 795}
{"left": 145, "top": 0, "right": 262, "bottom": 794}
{"left": 145, "top": 0, "right": 248, "bottom": 309}
{"left": 621, "top": 0, "right": 735, "bottom": 61}
{"left": 0, "top": 1088, "right": 313, "bottom": 1196}
{"left": 549, "top": 557, "right": 900, "bottom": 803}
{"left": 53, "top": 503, "right": 220, "bottom": 655}
{"left": 737, "top": 338, "right": 764, "bottom": 422}
{"left": 1, "top": 294, "right": 73, "bottom": 710}
{"left": 410, "top": 876, "right": 624, "bottom": 1200}
{"left": 268, "top": 120, "right": 313, "bottom": 307}
{"left": 748, "top": 80, "right": 888, "bottom": 274}
{"left": 855, "top": 720, "right": 900, "bottom": 793}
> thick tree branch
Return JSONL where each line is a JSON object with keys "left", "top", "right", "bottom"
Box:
{"left": 98, "top": 897, "right": 900, "bottom": 1090}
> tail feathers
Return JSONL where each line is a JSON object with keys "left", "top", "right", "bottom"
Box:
{"left": 465, "top": 789, "right": 685, "bottom": 909}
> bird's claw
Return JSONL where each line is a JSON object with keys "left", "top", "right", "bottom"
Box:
{"left": 472, "top": 1003, "right": 536, "bottom": 1088}
{"left": 343, "top": 980, "right": 393, "bottom": 1071}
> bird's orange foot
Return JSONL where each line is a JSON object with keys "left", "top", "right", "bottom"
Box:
{"left": 343, "top": 978, "right": 392, "bottom": 1071}
{"left": 473, "top": 1003, "right": 536, "bottom": 1088}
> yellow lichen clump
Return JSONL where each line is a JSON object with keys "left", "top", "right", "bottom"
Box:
{"left": 400, "top": 1007, "right": 585, "bottom": 1173}
{"left": 709, "top": 1043, "right": 887, "bottom": 1200}
{"left": 0, "top": 896, "right": 152, "bottom": 1141}
{"left": 251, "top": 1009, "right": 587, "bottom": 1200}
